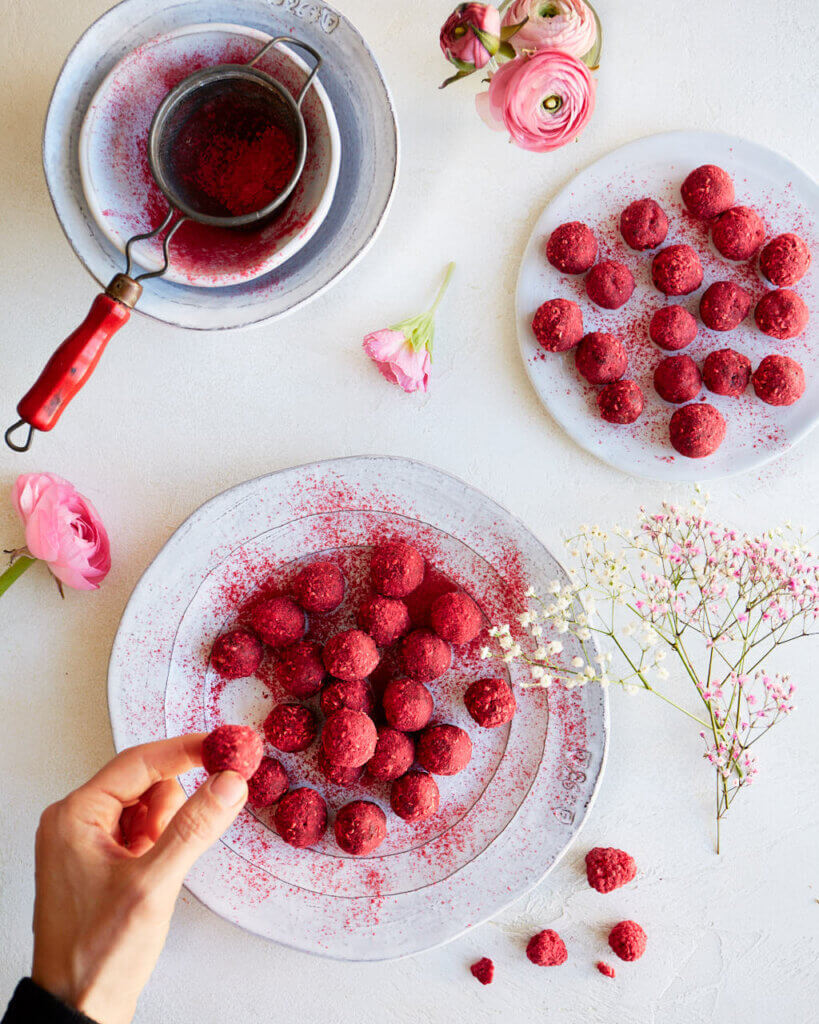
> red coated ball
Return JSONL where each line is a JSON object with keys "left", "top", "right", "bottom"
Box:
{"left": 370, "top": 541, "right": 425, "bottom": 598}
{"left": 653, "top": 355, "right": 702, "bottom": 404}
{"left": 263, "top": 703, "right": 318, "bottom": 753}
{"left": 323, "top": 629, "right": 379, "bottom": 682}
{"left": 211, "top": 628, "right": 263, "bottom": 679}
{"left": 752, "top": 354, "right": 806, "bottom": 406}
{"left": 464, "top": 677, "right": 517, "bottom": 728}
{"left": 358, "top": 594, "right": 411, "bottom": 646}
{"left": 669, "top": 403, "right": 727, "bottom": 458}
{"left": 759, "top": 233, "right": 811, "bottom": 287}
{"left": 247, "top": 757, "right": 288, "bottom": 809}
{"left": 250, "top": 596, "right": 305, "bottom": 648}
{"left": 754, "top": 288, "right": 809, "bottom": 339}
{"left": 417, "top": 724, "right": 472, "bottom": 776}
{"left": 712, "top": 206, "right": 765, "bottom": 261}
{"left": 366, "top": 727, "right": 415, "bottom": 782}
{"left": 619, "top": 198, "right": 669, "bottom": 251}
{"left": 318, "top": 747, "right": 362, "bottom": 787}
{"left": 382, "top": 677, "right": 434, "bottom": 732}
{"left": 703, "top": 348, "right": 752, "bottom": 397}
{"left": 597, "top": 380, "right": 645, "bottom": 424}
{"left": 608, "top": 920, "right": 647, "bottom": 962}
{"left": 526, "top": 929, "right": 568, "bottom": 966}
{"left": 681, "top": 164, "right": 735, "bottom": 220}
{"left": 430, "top": 591, "right": 482, "bottom": 645}
{"left": 649, "top": 306, "right": 698, "bottom": 351}
{"left": 574, "top": 332, "right": 628, "bottom": 384}
{"left": 652, "top": 245, "right": 704, "bottom": 296}
{"left": 275, "top": 788, "right": 327, "bottom": 848}
{"left": 401, "top": 629, "right": 452, "bottom": 682}
{"left": 320, "top": 678, "right": 375, "bottom": 717}
{"left": 275, "top": 641, "right": 325, "bottom": 699}
{"left": 585, "top": 847, "right": 637, "bottom": 893}
{"left": 202, "top": 725, "right": 263, "bottom": 780}
{"left": 585, "top": 260, "right": 635, "bottom": 310}
{"left": 321, "top": 709, "right": 378, "bottom": 767}
{"left": 532, "top": 298, "right": 584, "bottom": 352}
{"left": 470, "top": 958, "right": 495, "bottom": 985}
{"left": 292, "top": 560, "right": 344, "bottom": 614}
{"left": 545, "top": 221, "right": 598, "bottom": 274}
{"left": 699, "top": 281, "right": 752, "bottom": 331}
{"left": 390, "top": 770, "right": 440, "bottom": 823}
{"left": 334, "top": 800, "right": 387, "bottom": 855}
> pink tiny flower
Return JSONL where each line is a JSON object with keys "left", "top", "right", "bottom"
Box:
{"left": 440, "top": 3, "right": 502, "bottom": 85}
{"left": 503, "top": 0, "right": 598, "bottom": 59}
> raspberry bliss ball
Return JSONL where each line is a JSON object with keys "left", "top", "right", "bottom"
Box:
{"left": 585, "top": 847, "right": 637, "bottom": 893}
{"left": 402, "top": 628, "right": 452, "bottom": 682}
{"left": 669, "top": 404, "right": 727, "bottom": 458}
{"left": 430, "top": 591, "right": 482, "bottom": 645}
{"left": 575, "top": 332, "right": 628, "bottom": 385}
{"left": 703, "top": 348, "right": 752, "bottom": 397}
{"left": 654, "top": 355, "right": 702, "bottom": 404}
{"left": 275, "top": 641, "right": 325, "bottom": 699}
{"left": 532, "top": 298, "right": 584, "bottom": 352}
{"left": 598, "top": 380, "right": 645, "bottom": 424}
{"left": 760, "top": 232, "right": 812, "bottom": 287}
{"left": 390, "top": 770, "right": 440, "bottom": 823}
{"left": 275, "top": 788, "right": 327, "bottom": 848}
{"left": 318, "top": 748, "right": 362, "bottom": 787}
{"left": 210, "top": 628, "right": 263, "bottom": 679}
{"left": 202, "top": 725, "right": 263, "bottom": 780}
{"left": 323, "top": 629, "right": 379, "bottom": 681}
{"left": 292, "top": 561, "right": 344, "bottom": 614}
{"left": 247, "top": 757, "right": 288, "bottom": 809}
{"left": 526, "top": 929, "right": 568, "bottom": 967}
{"left": 251, "top": 596, "right": 305, "bottom": 648}
{"left": 585, "top": 260, "right": 635, "bottom": 310}
{"left": 321, "top": 709, "right": 378, "bottom": 767}
{"left": 470, "top": 958, "right": 495, "bottom": 985}
{"left": 712, "top": 206, "right": 765, "bottom": 261}
{"left": 366, "top": 727, "right": 415, "bottom": 782}
{"left": 320, "top": 678, "right": 375, "bottom": 717}
{"left": 752, "top": 354, "right": 806, "bottom": 406}
{"left": 608, "top": 920, "right": 647, "bottom": 962}
{"left": 545, "top": 221, "right": 598, "bottom": 274}
{"left": 681, "top": 164, "right": 735, "bottom": 220}
{"left": 464, "top": 677, "right": 517, "bottom": 728}
{"left": 619, "top": 198, "right": 669, "bottom": 251}
{"left": 358, "top": 594, "right": 411, "bottom": 646}
{"left": 382, "top": 677, "right": 434, "bottom": 732}
{"left": 417, "top": 724, "right": 473, "bottom": 776}
{"left": 334, "top": 800, "right": 387, "bottom": 856}
{"left": 649, "top": 306, "right": 698, "bottom": 352}
{"left": 700, "top": 281, "right": 753, "bottom": 331}
{"left": 371, "top": 541, "right": 425, "bottom": 598}
{"left": 264, "top": 703, "right": 318, "bottom": 753}
{"left": 652, "top": 245, "right": 704, "bottom": 296}
{"left": 755, "top": 288, "right": 809, "bottom": 339}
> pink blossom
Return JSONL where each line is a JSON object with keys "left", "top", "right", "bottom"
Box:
{"left": 440, "top": 3, "right": 501, "bottom": 72}
{"left": 11, "top": 473, "right": 111, "bottom": 591}
{"left": 503, "top": 0, "right": 597, "bottom": 59}
{"left": 362, "top": 329, "right": 431, "bottom": 393}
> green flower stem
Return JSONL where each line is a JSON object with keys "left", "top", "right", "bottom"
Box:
{"left": 0, "top": 555, "right": 36, "bottom": 598}
{"left": 427, "top": 262, "right": 456, "bottom": 316}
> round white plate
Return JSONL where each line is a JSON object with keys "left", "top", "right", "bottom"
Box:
{"left": 516, "top": 131, "right": 818, "bottom": 481}
{"left": 79, "top": 24, "right": 341, "bottom": 288}
{"left": 108, "top": 457, "right": 607, "bottom": 961}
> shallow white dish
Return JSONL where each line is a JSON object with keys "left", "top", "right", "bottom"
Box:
{"left": 108, "top": 457, "right": 608, "bottom": 961}
{"left": 516, "top": 131, "right": 818, "bottom": 481}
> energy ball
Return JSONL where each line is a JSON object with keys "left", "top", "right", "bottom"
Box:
{"left": 292, "top": 560, "right": 344, "bottom": 614}
{"left": 390, "top": 770, "right": 440, "bottom": 823}
{"left": 430, "top": 591, "right": 482, "bottom": 645}
{"left": 699, "top": 281, "right": 752, "bottom": 331}
{"left": 619, "top": 197, "right": 669, "bottom": 250}
{"left": 759, "top": 232, "right": 811, "bottom": 287}
{"left": 366, "top": 727, "right": 415, "bottom": 782}
{"left": 323, "top": 629, "right": 379, "bottom": 682}
{"left": 275, "top": 641, "right": 325, "bottom": 699}
{"left": 532, "top": 298, "right": 584, "bottom": 352}
{"left": 371, "top": 541, "right": 425, "bottom": 598}
{"left": 649, "top": 306, "right": 698, "bottom": 351}
{"left": 464, "top": 677, "right": 517, "bottom": 728}
{"left": 275, "top": 788, "right": 327, "bottom": 848}
{"left": 597, "top": 380, "right": 645, "bottom": 424}
{"left": 754, "top": 288, "right": 809, "bottom": 339}
{"left": 574, "top": 332, "right": 628, "bottom": 385}
{"left": 585, "top": 846, "right": 637, "bottom": 893}
{"left": 653, "top": 355, "right": 702, "bottom": 404}
{"left": 202, "top": 725, "right": 263, "bottom": 781}
{"left": 545, "top": 221, "right": 598, "bottom": 274}
{"left": 382, "top": 677, "right": 434, "bottom": 732}
{"left": 681, "top": 164, "right": 735, "bottom": 220}
{"left": 250, "top": 596, "right": 306, "bottom": 648}
{"left": 263, "top": 703, "right": 318, "bottom": 753}
{"left": 401, "top": 628, "right": 452, "bottom": 682}
{"left": 318, "top": 747, "right": 362, "bottom": 787}
{"left": 321, "top": 709, "right": 378, "bottom": 767}
{"left": 703, "top": 348, "right": 752, "bottom": 397}
{"left": 752, "top": 354, "right": 806, "bottom": 406}
{"left": 247, "top": 757, "right": 288, "bottom": 809}
{"left": 669, "top": 403, "right": 727, "bottom": 458}
{"left": 334, "top": 800, "right": 387, "bottom": 856}
{"left": 211, "top": 628, "right": 263, "bottom": 679}
{"left": 585, "top": 260, "right": 635, "bottom": 310}
{"left": 712, "top": 206, "right": 765, "bottom": 261}
{"left": 526, "top": 929, "right": 568, "bottom": 967}
{"left": 417, "top": 724, "right": 473, "bottom": 776}
{"left": 320, "top": 678, "right": 375, "bottom": 717}
{"left": 652, "top": 244, "right": 704, "bottom": 296}
{"left": 358, "top": 594, "right": 411, "bottom": 646}
{"left": 608, "top": 920, "right": 647, "bottom": 962}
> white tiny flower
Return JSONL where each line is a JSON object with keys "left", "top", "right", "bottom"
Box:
{"left": 576, "top": 628, "right": 591, "bottom": 641}
{"left": 530, "top": 665, "right": 546, "bottom": 681}
{"left": 534, "top": 646, "right": 548, "bottom": 661}
{"left": 531, "top": 625, "right": 543, "bottom": 637}
{"left": 571, "top": 656, "right": 584, "bottom": 668}
{"left": 655, "top": 666, "right": 670, "bottom": 680}
{"left": 622, "top": 623, "right": 636, "bottom": 637}
{"left": 525, "top": 586, "right": 537, "bottom": 598}
{"left": 518, "top": 612, "right": 533, "bottom": 628}
{"left": 499, "top": 634, "right": 513, "bottom": 651}
{"left": 654, "top": 649, "right": 666, "bottom": 662}
{"left": 544, "top": 603, "right": 558, "bottom": 618}
{"left": 554, "top": 619, "right": 569, "bottom": 634}
{"left": 480, "top": 646, "right": 491, "bottom": 660}
{"left": 547, "top": 580, "right": 561, "bottom": 595}
{"left": 508, "top": 644, "right": 522, "bottom": 659}
{"left": 547, "top": 640, "right": 564, "bottom": 655}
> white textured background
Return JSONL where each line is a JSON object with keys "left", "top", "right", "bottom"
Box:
{"left": 1, "top": 0, "right": 818, "bottom": 1021}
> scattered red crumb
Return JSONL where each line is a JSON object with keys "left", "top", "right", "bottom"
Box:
{"left": 382, "top": 677, "right": 434, "bottom": 732}
{"left": 250, "top": 596, "right": 305, "bottom": 648}
{"left": 210, "top": 628, "right": 263, "bottom": 679}
{"left": 402, "top": 628, "right": 452, "bottom": 682}
{"left": 526, "top": 929, "right": 568, "bottom": 967}
{"left": 608, "top": 920, "right": 647, "bottom": 962}
{"left": 574, "top": 332, "right": 628, "bottom": 384}
{"left": 653, "top": 354, "right": 702, "bottom": 404}
{"left": 334, "top": 800, "right": 387, "bottom": 855}
{"left": 649, "top": 306, "right": 697, "bottom": 351}
{"left": 669, "top": 403, "right": 726, "bottom": 458}
{"left": 545, "top": 220, "right": 598, "bottom": 274}
{"left": 470, "top": 957, "right": 495, "bottom": 985}
{"left": 699, "top": 281, "right": 752, "bottom": 332}
{"left": 430, "top": 590, "right": 482, "bottom": 645}
{"left": 366, "top": 727, "right": 415, "bottom": 782}
{"left": 291, "top": 560, "right": 345, "bottom": 614}
{"left": 759, "top": 232, "right": 811, "bottom": 287}
{"left": 585, "top": 847, "right": 637, "bottom": 893}
{"left": 370, "top": 541, "right": 425, "bottom": 598}
{"left": 652, "top": 244, "right": 703, "bottom": 296}
{"left": 598, "top": 380, "right": 645, "bottom": 424}
{"left": 274, "top": 787, "right": 327, "bottom": 848}
{"left": 321, "top": 709, "right": 378, "bottom": 767}
{"left": 619, "top": 197, "right": 668, "bottom": 251}
{"left": 263, "top": 703, "right": 318, "bottom": 753}
{"left": 680, "top": 164, "right": 735, "bottom": 220}
{"left": 703, "top": 348, "right": 752, "bottom": 397}
{"left": 320, "top": 678, "right": 375, "bottom": 716}
{"left": 712, "top": 205, "right": 765, "bottom": 261}
{"left": 464, "top": 677, "right": 517, "bottom": 728}
{"left": 275, "top": 640, "right": 325, "bottom": 699}
{"left": 390, "top": 770, "right": 440, "bottom": 822}
{"left": 323, "top": 629, "right": 379, "bottom": 681}
{"left": 247, "top": 756, "right": 288, "bottom": 808}
{"left": 318, "top": 747, "right": 363, "bottom": 787}
{"left": 754, "top": 288, "right": 809, "bottom": 340}
{"left": 417, "top": 723, "right": 472, "bottom": 776}
{"left": 202, "top": 725, "right": 263, "bottom": 780}
{"left": 596, "top": 961, "right": 616, "bottom": 979}
{"left": 532, "top": 298, "right": 584, "bottom": 351}
{"left": 358, "top": 594, "right": 411, "bottom": 646}
{"left": 585, "top": 260, "right": 635, "bottom": 310}
{"left": 752, "top": 354, "right": 806, "bottom": 406}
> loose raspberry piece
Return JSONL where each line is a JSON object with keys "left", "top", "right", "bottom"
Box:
{"left": 585, "top": 846, "right": 637, "bottom": 893}
{"left": 526, "top": 929, "right": 568, "bottom": 966}
{"left": 596, "top": 961, "right": 616, "bottom": 979}
{"left": 608, "top": 920, "right": 647, "bottom": 962}
{"left": 470, "top": 957, "right": 495, "bottom": 985}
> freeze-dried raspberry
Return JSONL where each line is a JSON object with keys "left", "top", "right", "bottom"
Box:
{"left": 585, "top": 846, "right": 636, "bottom": 893}
{"left": 596, "top": 961, "right": 616, "bottom": 978}
{"left": 470, "top": 957, "right": 494, "bottom": 985}
{"left": 608, "top": 920, "right": 647, "bottom": 962}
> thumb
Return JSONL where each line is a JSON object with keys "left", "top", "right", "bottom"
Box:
{"left": 144, "top": 771, "right": 247, "bottom": 884}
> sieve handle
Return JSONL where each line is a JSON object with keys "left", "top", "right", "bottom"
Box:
{"left": 247, "top": 35, "right": 323, "bottom": 108}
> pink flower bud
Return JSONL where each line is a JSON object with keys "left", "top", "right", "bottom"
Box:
{"left": 363, "top": 329, "right": 432, "bottom": 393}
{"left": 440, "top": 3, "right": 502, "bottom": 72}
{"left": 503, "top": 0, "right": 597, "bottom": 59}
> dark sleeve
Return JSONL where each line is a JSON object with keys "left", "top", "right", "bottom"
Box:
{"left": 2, "top": 979, "right": 98, "bottom": 1024}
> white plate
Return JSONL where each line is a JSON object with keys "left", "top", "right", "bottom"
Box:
{"left": 516, "top": 131, "right": 818, "bottom": 480}
{"left": 108, "top": 457, "right": 608, "bottom": 961}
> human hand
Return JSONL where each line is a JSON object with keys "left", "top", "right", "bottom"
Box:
{"left": 31, "top": 735, "right": 248, "bottom": 1024}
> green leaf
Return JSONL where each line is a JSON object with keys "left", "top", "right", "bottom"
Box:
{"left": 497, "top": 41, "right": 517, "bottom": 60}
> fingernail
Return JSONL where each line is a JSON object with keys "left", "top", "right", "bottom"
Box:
{"left": 209, "top": 771, "right": 248, "bottom": 807}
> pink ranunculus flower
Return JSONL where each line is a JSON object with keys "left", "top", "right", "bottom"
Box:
{"left": 440, "top": 3, "right": 502, "bottom": 72}
{"left": 503, "top": 0, "right": 597, "bottom": 59}
{"left": 476, "top": 50, "right": 596, "bottom": 153}
{"left": 11, "top": 473, "right": 111, "bottom": 591}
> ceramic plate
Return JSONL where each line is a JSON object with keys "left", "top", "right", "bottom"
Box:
{"left": 44, "top": 0, "right": 398, "bottom": 329}
{"left": 108, "top": 457, "right": 608, "bottom": 961}
{"left": 516, "top": 131, "right": 818, "bottom": 480}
